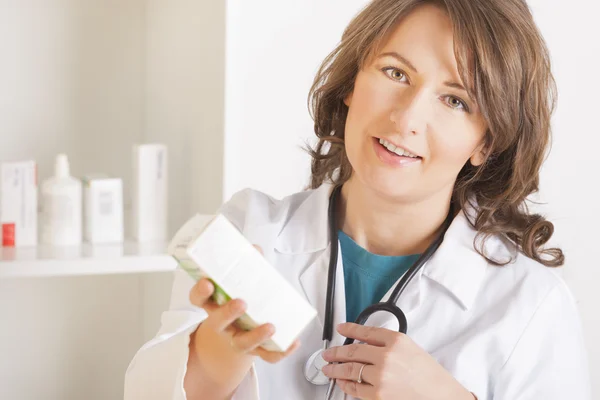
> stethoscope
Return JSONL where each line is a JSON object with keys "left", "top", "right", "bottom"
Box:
{"left": 303, "top": 185, "right": 455, "bottom": 399}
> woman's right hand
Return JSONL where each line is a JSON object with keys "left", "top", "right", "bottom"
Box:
{"left": 184, "top": 277, "right": 301, "bottom": 400}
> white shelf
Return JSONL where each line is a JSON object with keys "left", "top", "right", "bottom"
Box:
{"left": 0, "top": 241, "right": 177, "bottom": 278}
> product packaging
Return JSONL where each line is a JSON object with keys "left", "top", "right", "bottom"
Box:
{"left": 169, "top": 213, "right": 317, "bottom": 352}
{"left": 41, "top": 154, "right": 82, "bottom": 246}
{"left": 0, "top": 160, "right": 38, "bottom": 247}
{"left": 132, "top": 144, "right": 167, "bottom": 242}
{"left": 83, "top": 175, "right": 124, "bottom": 244}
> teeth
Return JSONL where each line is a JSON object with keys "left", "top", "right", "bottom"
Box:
{"left": 378, "top": 138, "right": 419, "bottom": 158}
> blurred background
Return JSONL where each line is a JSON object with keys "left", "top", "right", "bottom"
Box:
{"left": 0, "top": 0, "right": 597, "bottom": 399}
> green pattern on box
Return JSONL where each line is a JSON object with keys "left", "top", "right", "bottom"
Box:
{"left": 174, "top": 257, "right": 257, "bottom": 332}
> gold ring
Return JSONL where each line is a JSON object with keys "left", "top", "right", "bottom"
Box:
{"left": 357, "top": 363, "right": 366, "bottom": 384}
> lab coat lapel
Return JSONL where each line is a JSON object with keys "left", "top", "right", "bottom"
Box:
{"left": 274, "top": 183, "right": 349, "bottom": 346}
{"left": 364, "top": 267, "right": 424, "bottom": 333}
{"left": 330, "top": 241, "right": 348, "bottom": 348}
{"left": 298, "top": 242, "right": 349, "bottom": 400}
{"left": 298, "top": 240, "right": 348, "bottom": 348}
{"left": 368, "top": 208, "right": 494, "bottom": 332}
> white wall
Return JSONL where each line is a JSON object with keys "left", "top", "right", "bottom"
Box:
{"left": 0, "top": 2, "right": 150, "bottom": 400}
{"left": 0, "top": 0, "right": 145, "bottom": 195}
{"left": 0, "top": 0, "right": 226, "bottom": 397}
{"left": 223, "top": 0, "right": 371, "bottom": 200}
{"left": 142, "top": 0, "right": 227, "bottom": 361}
{"left": 527, "top": 0, "right": 600, "bottom": 391}
{"left": 0, "top": 1, "right": 199, "bottom": 399}
{"left": 145, "top": 0, "right": 226, "bottom": 232}
{"left": 0, "top": 275, "right": 146, "bottom": 400}
{"left": 223, "top": 0, "right": 599, "bottom": 395}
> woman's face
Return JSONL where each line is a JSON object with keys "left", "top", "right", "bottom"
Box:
{"left": 343, "top": 4, "right": 488, "bottom": 203}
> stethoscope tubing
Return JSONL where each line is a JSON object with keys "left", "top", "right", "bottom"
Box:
{"left": 325, "top": 185, "right": 455, "bottom": 344}
{"left": 306, "top": 184, "right": 456, "bottom": 399}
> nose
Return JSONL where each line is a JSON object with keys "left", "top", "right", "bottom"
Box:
{"left": 389, "top": 88, "right": 429, "bottom": 136}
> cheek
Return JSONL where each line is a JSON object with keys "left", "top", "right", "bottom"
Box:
{"left": 428, "top": 128, "right": 481, "bottom": 170}
{"left": 345, "top": 74, "right": 395, "bottom": 149}
{"left": 350, "top": 78, "right": 394, "bottom": 117}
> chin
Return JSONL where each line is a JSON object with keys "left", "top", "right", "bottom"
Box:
{"left": 354, "top": 169, "right": 420, "bottom": 202}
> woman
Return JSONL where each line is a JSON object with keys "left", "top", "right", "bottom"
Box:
{"left": 124, "top": 0, "right": 591, "bottom": 399}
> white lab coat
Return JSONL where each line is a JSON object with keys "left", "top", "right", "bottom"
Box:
{"left": 124, "top": 183, "right": 591, "bottom": 400}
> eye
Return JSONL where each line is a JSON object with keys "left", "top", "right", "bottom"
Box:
{"left": 444, "top": 95, "right": 470, "bottom": 113}
{"left": 382, "top": 67, "right": 408, "bottom": 83}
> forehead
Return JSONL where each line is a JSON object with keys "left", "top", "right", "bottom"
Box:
{"left": 368, "top": 5, "right": 461, "bottom": 76}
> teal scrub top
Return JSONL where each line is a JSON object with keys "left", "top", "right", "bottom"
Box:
{"left": 338, "top": 230, "right": 421, "bottom": 323}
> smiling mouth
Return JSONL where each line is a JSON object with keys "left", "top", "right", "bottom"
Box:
{"left": 375, "top": 138, "right": 422, "bottom": 159}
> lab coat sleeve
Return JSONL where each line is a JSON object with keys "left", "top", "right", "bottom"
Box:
{"left": 124, "top": 268, "right": 260, "bottom": 400}
{"left": 124, "top": 189, "right": 263, "bottom": 400}
{"left": 493, "top": 281, "right": 591, "bottom": 400}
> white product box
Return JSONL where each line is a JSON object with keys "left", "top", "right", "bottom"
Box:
{"left": 1, "top": 161, "right": 38, "bottom": 247}
{"left": 83, "top": 175, "right": 124, "bottom": 244}
{"left": 169, "top": 214, "right": 318, "bottom": 352}
{"left": 132, "top": 144, "right": 168, "bottom": 242}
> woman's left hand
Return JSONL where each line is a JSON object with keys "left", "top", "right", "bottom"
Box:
{"left": 321, "top": 323, "right": 475, "bottom": 400}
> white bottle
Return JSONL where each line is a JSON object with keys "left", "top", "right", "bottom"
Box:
{"left": 41, "top": 154, "right": 82, "bottom": 246}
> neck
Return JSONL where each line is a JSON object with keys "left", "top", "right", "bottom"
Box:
{"left": 338, "top": 177, "right": 453, "bottom": 256}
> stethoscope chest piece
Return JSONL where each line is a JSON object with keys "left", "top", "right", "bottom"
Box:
{"left": 304, "top": 348, "right": 330, "bottom": 385}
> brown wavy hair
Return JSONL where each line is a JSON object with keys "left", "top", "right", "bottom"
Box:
{"left": 306, "top": 0, "right": 564, "bottom": 267}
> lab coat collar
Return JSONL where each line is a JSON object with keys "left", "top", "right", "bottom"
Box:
{"left": 273, "top": 183, "right": 334, "bottom": 254}
{"left": 275, "top": 183, "right": 497, "bottom": 312}
{"left": 420, "top": 208, "right": 495, "bottom": 310}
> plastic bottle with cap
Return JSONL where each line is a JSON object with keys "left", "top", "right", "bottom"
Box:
{"left": 41, "top": 154, "right": 82, "bottom": 246}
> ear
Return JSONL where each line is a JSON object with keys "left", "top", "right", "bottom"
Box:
{"left": 343, "top": 91, "right": 353, "bottom": 108}
{"left": 470, "top": 142, "right": 487, "bottom": 167}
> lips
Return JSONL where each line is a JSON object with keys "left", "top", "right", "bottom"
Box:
{"left": 372, "top": 137, "right": 422, "bottom": 167}
{"left": 376, "top": 137, "right": 422, "bottom": 159}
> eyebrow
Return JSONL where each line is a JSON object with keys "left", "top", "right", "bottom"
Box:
{"left": 377, "top": 51, "right": 469, "bottom": 94}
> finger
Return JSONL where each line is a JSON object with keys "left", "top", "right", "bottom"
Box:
{"left": 189, "top": 278, "right": 215, "bottom": 308}
{"left": 257, "top": 339, "right": 301, "bottom": 363}
{"left": 253, "top": 339, "right": 301, "bottom": 363}
{"left": 231, "top": 323, "right": 275, "bottom": 353}
{"left": 200, "top": 299, "right": 219, "bottom": 313}
{"left": 336, "top": 323, "right": 396, "bottom": 347}
{"left": 202, "top": 298, "right": 247, "bottom": 332}
{"left": 322, "top": 362, "right": 376, "bottom": 386}
{"left": 321, "top": 343, "right": 381, "bottom": 364}
{"left": 336, "top": 378, "right": 377, "bottom": 400}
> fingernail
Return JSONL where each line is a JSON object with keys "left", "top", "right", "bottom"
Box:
{"left": 198, "top": 280, "right": 211, "bottom": 294}
{"left": 321, "top": 349, "right": 331, "bottom": 360}
{"left": 266, "top": 324, "right": 275, "bottom": 335}
{"left": 322, "top": 364, "right": 331, "bottom": 375}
